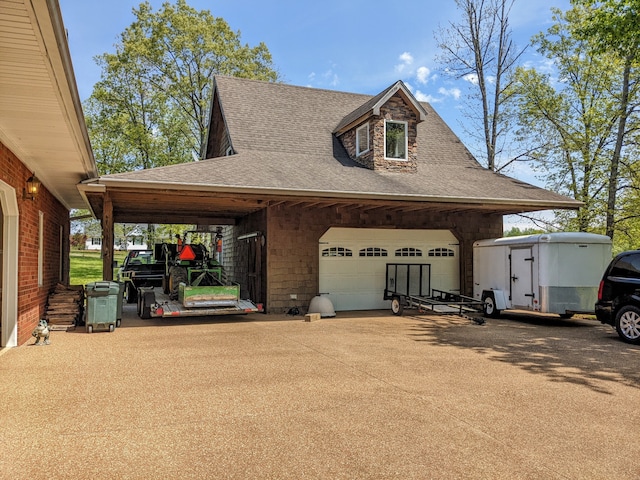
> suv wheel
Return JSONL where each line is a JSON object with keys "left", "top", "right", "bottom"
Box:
{"left": 615, "top": 305, "right": 640, "bottom": 344}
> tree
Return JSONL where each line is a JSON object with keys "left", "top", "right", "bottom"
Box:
{"left": 86, "top": 0, "right": 279, "bottom": 174}
{"left": 571, "top": 0, "right": 640, "bottom": 241}
{"left": 512, "top": 7, "right": 629, "bottom": 233}
{"left": 435, "top": 0, "right": 525, "bottom": 171}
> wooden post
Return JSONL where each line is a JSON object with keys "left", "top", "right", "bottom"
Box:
{"left": 101, "top": 192, "right": 114, "bottom": 281}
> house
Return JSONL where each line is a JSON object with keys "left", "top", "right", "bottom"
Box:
{"left": 80, "top": 76, "right": 580, "bottom": 313}
{"left": 84, "top": 225, "right": 148, "bottom": 251}
{"left": 0, "top": 0, "right": 97, "bottom": 347}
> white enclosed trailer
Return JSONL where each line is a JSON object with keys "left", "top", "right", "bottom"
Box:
{"left": 473, "top": 233, "right": 612, "bottom": 317}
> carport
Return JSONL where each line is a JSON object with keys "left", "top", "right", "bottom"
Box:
{"left": 77, "top": 76, "right": 582, "bottom": 314}
{"left": 78, "top": 174, "right": 577, "bottom": 314}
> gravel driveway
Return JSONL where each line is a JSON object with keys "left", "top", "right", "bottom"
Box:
{"left": 1, "top": 306, "right": 638, "bottom": 479}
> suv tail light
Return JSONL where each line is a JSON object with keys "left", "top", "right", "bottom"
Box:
{"left": 597, "top": 280, "right": 604, "bottom": 301}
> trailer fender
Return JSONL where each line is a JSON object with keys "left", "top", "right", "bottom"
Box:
{"left": 481, "top": 290, "right": 507, "bottom": 318}
{"left": 489, "top": 290, "right": 508, "bottom": 310}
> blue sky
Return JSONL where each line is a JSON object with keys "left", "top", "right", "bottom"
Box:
{"left": 58, "top": 0, "right": 573, "bottom": 228}
{"left": 59, "top": 1, "right": 571, "bottom": 129}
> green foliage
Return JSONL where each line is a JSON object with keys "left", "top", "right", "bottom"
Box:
{"left": 512, "top": 6, "right": 632, "bottom": 232}
{"left": 503, "top": 227, "right": 545, "bottom": 237}
{"left": 85, "top": 0, "right": 279, "bottom": 174}
{"left": 572, "top": 0, "right": 640, "bottom": 60}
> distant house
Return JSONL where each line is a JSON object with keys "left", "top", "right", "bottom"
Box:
{"left": 0, "top": 0, "right": 97, "bottom": 347}
{"left": 81, "top": 77, "right": 580, "bottom": 314}
{"left": 84, "top": 227, "right": 147, "bottom": 251}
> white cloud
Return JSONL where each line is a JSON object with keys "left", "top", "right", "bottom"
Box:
{"left": 395, "top": 51, "right": 414, "bottom": 73}
{"left": 399, "top": 52, "right": 413, "bottom": 64}
{"left": 414, "top": 90, "right": 439, "bottom": 103}
{"left": 463, "top": 73, "right": 479, "bottom": 85}
{"left": 438, "top": 87, "right": 461, "bottom": 100}
{"left": 323, "top": 69, "right": 339, "bottom": 87}
{"left": 416, "top": 66, "right": 431, "bottom": 84}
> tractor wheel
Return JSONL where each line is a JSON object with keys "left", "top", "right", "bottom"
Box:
{"left": 169, "top": 266, "right": 188, "bottom": 301}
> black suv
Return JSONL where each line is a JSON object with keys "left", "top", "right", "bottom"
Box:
{"left": 596, "top": 250, "right": 640, "bottom": 344}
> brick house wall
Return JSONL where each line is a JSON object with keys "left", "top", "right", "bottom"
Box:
{"left": 259, "top": 203, "right": 502, "bottom": 313}
{"left": 1, "top": 141, "right": 70, "bottom": 345}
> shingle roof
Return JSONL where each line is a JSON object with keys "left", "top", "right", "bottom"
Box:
{"left": 93, "top": 76, "right": 580, "bottom": 210}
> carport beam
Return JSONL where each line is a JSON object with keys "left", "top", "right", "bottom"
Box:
{"left": 101, "top": 193, "right": 114, "bottom": 281}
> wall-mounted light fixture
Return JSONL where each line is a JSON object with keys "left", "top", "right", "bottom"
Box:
{"left": 23, "top": 174, "right": 41, "bottom": 201}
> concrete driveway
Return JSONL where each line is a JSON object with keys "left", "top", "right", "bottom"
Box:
{"left": 1, "top": 306, "right": 639, "bottom": 479}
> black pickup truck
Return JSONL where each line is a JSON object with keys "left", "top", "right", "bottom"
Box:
{"left": 116, "top": 249, "right": 165, "bottom": 303}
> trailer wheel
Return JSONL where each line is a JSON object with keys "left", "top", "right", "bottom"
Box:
{"left": 139, "top": 291, "right": 152, "bottom": 320}
{"left": 391, "top": 296, "right": 404, "bottom": 316}
{"left": 169, "top": 266, "right": 187, "bottom": 301}
{"left": 125, "top": 282, "right": 137, "bottom": 304}
{"left": 136, "top": 292, "right": 142, "bottom": 317}
{"left": 482, "top": 292, "right": 500, "bottom": 318}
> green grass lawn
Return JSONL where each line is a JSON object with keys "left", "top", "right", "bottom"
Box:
{"left": 69, "top": 250, "right": 128, "bottom": 286}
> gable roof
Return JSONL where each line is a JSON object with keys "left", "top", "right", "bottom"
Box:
{"left": 81, "top": 76, "right": 580, "bottom": 223}
{"left": 333, "top": 80, "right": 427, "bottom": 135}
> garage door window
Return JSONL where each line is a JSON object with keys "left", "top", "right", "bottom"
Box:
{"left": 428, "top": 248, "right": 455, "bottom": 257}
{"left": 322, "top": 247, "right": 352, "bottom": 257}
{"left": 359, "top": 247, "right": 387, "bottom": 257}
{"left": 395, "top": 247, "right": 422, "bottom": 257}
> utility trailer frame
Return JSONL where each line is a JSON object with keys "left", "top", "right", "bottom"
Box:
{"left": 383, "top": 263, "right": 484, "bottom": 316}
{"left": 137, "top": 286, "right": 262, "bottom": 319}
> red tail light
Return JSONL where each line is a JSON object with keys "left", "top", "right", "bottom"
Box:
{"left": 597, "top": 280, "right": 604, "bottom": 301}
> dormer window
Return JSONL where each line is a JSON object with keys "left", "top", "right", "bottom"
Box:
{"left": 385, "top": 120, "right": 407, "bottom": 160}
{"left": 356, "top": 123, "right": 369, "bottom": 156}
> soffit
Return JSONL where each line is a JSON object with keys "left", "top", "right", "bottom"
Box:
{"left": 0, "top": 0, "right": 96, "bottom": 209}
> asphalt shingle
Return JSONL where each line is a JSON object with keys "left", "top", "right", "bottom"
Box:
{"left": 99, "top": 76, "right": 579, "bottom": 209}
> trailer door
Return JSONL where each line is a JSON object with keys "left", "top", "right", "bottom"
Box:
{"left": 510, "top": 247, "right": 534, "bottom": 309}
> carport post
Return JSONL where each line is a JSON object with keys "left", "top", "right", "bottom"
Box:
{"left": 101, "top": 192, "right": 114, "bottom": 281}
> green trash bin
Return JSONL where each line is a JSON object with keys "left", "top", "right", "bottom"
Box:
{"left": 85, "top": 281, "right": 120, "bottom": 333}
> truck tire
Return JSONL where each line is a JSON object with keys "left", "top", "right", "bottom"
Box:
{"left": 169, "top": 266, "right": 188, "bottom": 301}
{"left": 482, "top": 292, "right": 500, "bottom": 318}
{"left": 125, "top": 282, "right": 137, "bottom": 304}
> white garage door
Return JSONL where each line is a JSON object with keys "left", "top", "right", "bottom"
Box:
{"left": 319, "top": 228, "right": 460, "bottom": 311}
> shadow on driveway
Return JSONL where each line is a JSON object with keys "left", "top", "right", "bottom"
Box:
{"left": 405, "top": 310, "right": 640, "bottom": 395}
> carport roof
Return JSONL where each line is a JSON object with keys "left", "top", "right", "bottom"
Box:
{"left": 79, "top": 76, "right": 580, "bottom": 224}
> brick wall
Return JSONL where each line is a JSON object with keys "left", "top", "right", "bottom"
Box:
{"left": 0, "top": 141, "right": 70, "bottom": 345}
{"left": 262, "top": 203, "right": 502, "bottom": 313}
